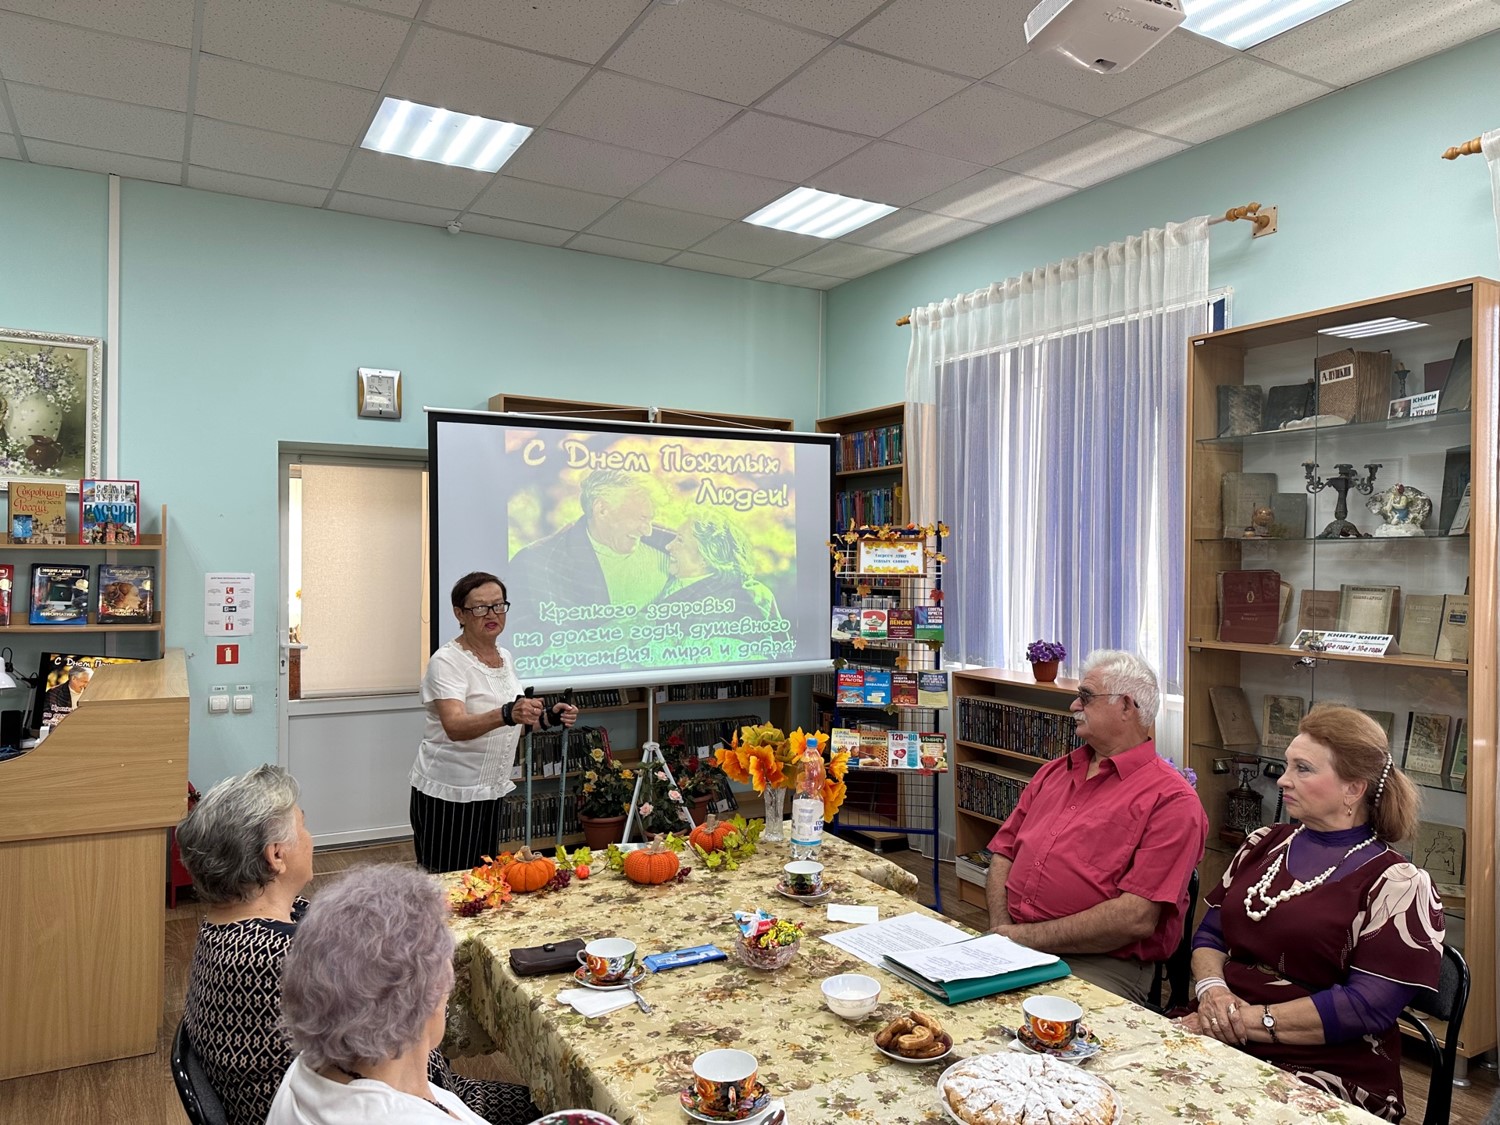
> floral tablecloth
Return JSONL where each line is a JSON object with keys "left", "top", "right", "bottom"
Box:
{"left": 444, "top": 836, "right": 1380, "bottom": 1125}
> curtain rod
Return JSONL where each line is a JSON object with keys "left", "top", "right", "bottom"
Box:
{"left": 1442, "top": 137, "right": 1483, "bottom": 160}
{"left": 894, "top": 203, "right": 1275, "bottom": 326}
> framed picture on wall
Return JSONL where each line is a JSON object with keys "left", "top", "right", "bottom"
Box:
{"left": 0, "top": 328, "right": 103, "bottom": 491}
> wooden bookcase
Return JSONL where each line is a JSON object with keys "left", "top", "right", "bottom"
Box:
{"left": 950, "top": 668, "right": 1080, "bottom": 910}
{"left": 816, "top": 402, "right": 906, "bottom": 529}
{"left": 1185, "top": 278, "right": 1498, "bottom": 1061}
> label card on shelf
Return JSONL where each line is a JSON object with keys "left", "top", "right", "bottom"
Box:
{"left": 1288, "top": 630, "right": 1392, "bottom": 656}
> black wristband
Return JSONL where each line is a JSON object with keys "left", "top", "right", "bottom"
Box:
{"left": 500, "top": 701, "right": 516, "bottom": 727}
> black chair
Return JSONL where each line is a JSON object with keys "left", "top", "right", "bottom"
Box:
{"left": 171, "top": 1017, "right": 229, "bottom": 1125}
{"left": 1398, "top": 944, "right": 1470, "bottom": 1125}
{"left": 1146, "top": 868, "right": 1200, "bottom": 1013}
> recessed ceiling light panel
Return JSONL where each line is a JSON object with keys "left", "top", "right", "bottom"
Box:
{"left": 361, "top": 97, "right": 532, "bottom": 173}
{"left": 743, "top": 187, "right": 896, "bottom": 239}
{"left": 1182, "top": 0, "right": 1356, "bottom": 50}
{"left": 1318, "top": 317, "right": 1429, "bottom": 339}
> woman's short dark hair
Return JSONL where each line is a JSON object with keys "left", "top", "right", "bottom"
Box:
{"left": 450, "top": 571, "right": 506, "bottom": 609}
{"left": 175, "top": 765, "right": 301, "bottom": 904}
{"left": 1301, "top": 704, "right": 1421, "bottom": 842}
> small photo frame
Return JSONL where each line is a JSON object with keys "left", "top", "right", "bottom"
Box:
{"left": 1262, "top": 694, "right": 1305, "bottom": 749}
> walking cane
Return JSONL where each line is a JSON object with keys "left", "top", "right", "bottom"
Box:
{"left": 555, "top": 687, "right": 575, "bottom": 848}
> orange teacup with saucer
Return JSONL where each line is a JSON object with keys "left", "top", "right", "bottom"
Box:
{"left": 1022, "top": 995, "right": 1083, "bottom": 1049}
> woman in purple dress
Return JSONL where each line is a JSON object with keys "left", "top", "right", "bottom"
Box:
{"left": 1185, "top": 705, "right": 1444, "bottom": 1121}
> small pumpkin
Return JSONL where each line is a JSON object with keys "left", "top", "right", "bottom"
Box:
{"left": 623, "top": 836, "right": 681, "bottom": 885}
{"left": 688, "top": 814, "right": 737, "bottom": 853}
{"left": 507, "top": 846, "right": 557, "bottom": 893}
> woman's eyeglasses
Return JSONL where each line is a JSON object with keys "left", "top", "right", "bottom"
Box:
{"left": 463, "top": 601, "right": 511, "bottom": 617}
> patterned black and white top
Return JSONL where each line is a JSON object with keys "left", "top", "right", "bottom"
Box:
{"left": 183, "top": 898, "right": 541, "bottom": 1125}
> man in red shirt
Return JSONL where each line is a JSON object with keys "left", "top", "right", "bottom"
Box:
{"left": 987, "top": 650, "right": 1207, "bottom": 1004}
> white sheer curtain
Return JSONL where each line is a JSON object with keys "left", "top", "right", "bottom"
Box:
{"left": 1485, "top": 128, "right": 1500, "bottom": 257}
{"left": 905, "top": 219, "right": 1209, "bottom": 694}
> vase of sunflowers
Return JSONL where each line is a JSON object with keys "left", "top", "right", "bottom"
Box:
{"left": 716, "top": 724, "right": 849, "bottom": 845}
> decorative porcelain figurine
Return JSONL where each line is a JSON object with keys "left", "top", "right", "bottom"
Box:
{"left": 1367, "top": 482, "right": 1431, "bottom": 538}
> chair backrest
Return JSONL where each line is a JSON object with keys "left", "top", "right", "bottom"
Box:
{"left": 171, "top": 1017, "right": 230, "bottom": 1125}
{"left": 1148, "top": 868, "right": 1200, "bottom": 1012}
{"left": 1397, "top": 944, "right": 1470, "bottom": 1125}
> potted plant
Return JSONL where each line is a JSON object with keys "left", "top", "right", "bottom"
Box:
{"left": 661, "top": 731, "right": 723, "bottom": 824}
{"left": 1025, "top": 639, "right": 1067, "bottom": 683}
{"left": 634, "top": 759, "right": 694, "bottom": 837}
{"left": 578, "top": 747, "right": 635, "bottom": 849}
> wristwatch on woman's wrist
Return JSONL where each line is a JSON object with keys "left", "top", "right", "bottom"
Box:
{"left": 1261, "top": 1005, "right": 1278, "bottom": 1043}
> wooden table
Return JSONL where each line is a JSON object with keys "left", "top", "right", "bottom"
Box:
{"left": 446, "top": 835, "right": 1384, "bottom": 1124}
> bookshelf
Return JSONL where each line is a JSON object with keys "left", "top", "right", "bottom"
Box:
{"left": 1185, "top": 278, "right": 1498, "bottom": 1061}
{"left": 950, "top": 668, "right": 1081, "bottom": 910}
{"left": 816, "top": 402, "right": 906, "bottom": 528}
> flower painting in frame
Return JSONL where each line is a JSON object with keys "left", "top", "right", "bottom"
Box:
{"left": 0, "top": 328, "right": 102, "bottom": 490}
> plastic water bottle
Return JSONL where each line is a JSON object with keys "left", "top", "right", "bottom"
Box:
{"left": 790, "top": 744, "right": 826, "bottom": 860}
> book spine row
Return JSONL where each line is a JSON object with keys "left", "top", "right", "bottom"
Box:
{"left": 659, "top": 712, "right": 766, "bottom": 752}
{"left": 956, "top": 699, "right": 1076, "bottom": 760}
{"left": 831, "top": 641, "right": 899, "bottom": 668}
{"left": 956, "top": 765, "right": 1026, "bottom": 823}
{"left": 835, "top": 485, "right": 902, "bottom": 528}
{"left": 497, "top": 783, "right": 583, "bottom": 844}
{"left": 837, "top": 425, "right": 904, "bottom": 471}
{"left": 511, "top": 726, "right": 607, "bottom": 780}
{"left": 541, "top": 689, "right": 623, "bottom": 709}
{"left": 665, "top": 678, "right": 771, "bottom": 701}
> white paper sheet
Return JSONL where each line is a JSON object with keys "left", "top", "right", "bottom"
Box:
{"left": 826, "top": 904, "right": 879, "bottom": 924}
{"left": 886, "top": 933, "right": 1058, "bottom": 982}
{"left": 820, "top": 911, "right": 971, "bottom": 970}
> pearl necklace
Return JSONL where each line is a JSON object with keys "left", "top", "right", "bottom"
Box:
{"left": 1243, "top": 826, "right": 1377, "bottom": 922}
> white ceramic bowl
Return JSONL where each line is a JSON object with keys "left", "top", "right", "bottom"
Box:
{"left": 822, "top": 973, "right": 881, "bottom": 1020}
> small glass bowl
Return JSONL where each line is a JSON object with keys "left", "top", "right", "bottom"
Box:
{"left": 734, "top": 937, "right": 800, "bottom": 971}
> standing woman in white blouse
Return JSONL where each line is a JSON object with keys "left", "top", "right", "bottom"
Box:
{"left": 409, "top": 571, "right": 577, "bottom": 873}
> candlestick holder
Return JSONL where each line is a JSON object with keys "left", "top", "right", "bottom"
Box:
{"left": 1303, "top": 461, "right": 1381, "bottom": 538}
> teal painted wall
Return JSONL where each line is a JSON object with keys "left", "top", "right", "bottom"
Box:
{"left": 824, "top": 31, "right": 1500, "bottom": 415}
{"left": 0, "top": 161, "right": 822, "bottom": 782}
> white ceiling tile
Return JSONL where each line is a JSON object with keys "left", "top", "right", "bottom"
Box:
{"left": 23, "top": 139, "right": 181, "bottom": 183}
{"left": 0, "top": 0, "right": 195, "bottom": 48}
{"left": 848, "top": 0, "right": 1030, "bottom": 78}
{"left": 685, "top": 111, "right": 865, "bottom": 182}
{"left": 566, "top": 233, "right": 678, "bottom": 263}
{"left": 887, "top": 85, "right": 1090, "bottom": 167}
{"left": 503, "top": 131, "right": 670, "bottom": 197}
{"left": 841, "top": 208, "right": 985, "bottom": 254}
{"left": 8, "top": 84, "right": 185, "bottom": 161}
{"left": 388, "top": 25, "right": 587, "bottom": 125}
{"left": 547, "top": 72, "right": 738, "bottom": 158}
{"left": 329, "top": 191, "right": 456, "bottom": 226}
{"left": 1252, "top": 0, "right": 1500, "bottom": 88}
{"left": 1111, "top": 58, "right": 1330, "bottom": 144}
{"left": 757, "top": 267, "right": 844, "bottom": 289}
{"left": 194, "top": 56, "right": 377, "bottom": 146}
{"left": 783, "top": 241, "right": 909, "bottom": 279}
{"left": 1000, "top": 121, "right": 1189, "bottom": 190}
{"left": 631, "top": 161, "right": 795, "bottom": 220}
{"left": 458, "top": 214, "right": 574, "bottom": 246}
{"left": 585, "top": 201, "right": 728, "bottom": 250}
{"left": 424, "top": 0, "right": 650, "bottom": 64}
{"left": 202, "top": 0, "right": 410, "bottom": 89}
{"left": 470, "top": 176, "right": 618, "bottom": 229}
{"left": 719, "top": 0, "right": 885, "bottom": 37}
{"left": 687, "top": 223, "right": 826, "bottom": 266}
{"left": 809, "top": 141, "right": 983, "bottom": 206}
{"left": 989, "top": 31, "right": 1232, "bottom": 117}
{"left": 187, "top": 166, "right": 330, "bottom": 206}
{"left": 0, "top": 13, "right": 190, "bottom": 111}
{"left": 346, "top": 0, "right": 423, "bottom": 16}
{"left": 190, "top": 118, "right": 348, "bottom": 186}
{"left": 337, "top": 149, "right": 494, "bottom": 209}
{"left": 758, "top": 46, "right": 967, "bottom": 137}
{"left": 0, "top": 135, "right": 20, "bottom": 160}
{"left": 912, "top": 166, "right": 1075, "bottom": 224}
{"left": 607, "top": 2, "right": 828, "bottom": 105}
{"left": 666, "top": 252, "right": 766, "bottom": 279}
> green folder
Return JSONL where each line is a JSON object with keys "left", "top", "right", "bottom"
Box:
{"left": 880, "top": 956, "right": 1072, "bottom": 1006}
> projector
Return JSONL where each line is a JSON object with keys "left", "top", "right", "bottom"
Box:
{"left": 1025, "top": 0, "right": 1185, "bottom": 74}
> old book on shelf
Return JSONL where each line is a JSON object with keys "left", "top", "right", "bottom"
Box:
{"left": 1298, "top": 589, "right": 1340, "bottom": 632}
{"left": 1217, "top": 569, "right": 1282, "bottom": 644}
{"left": 8, "top": 481, "right": 67, "bottom": 545}
{"left": 1217, "top": 385, "right": 1264, "bottom": 437}
{"left": 28, "top": 563, "right": 89, "bottom": 626}
{"left": 1335, "top": 584, "right": 1398, "bottom": 635}
{"left": 1208, "top": 686, "right": 1259, "bottom": 746}
{"left": 1448, "top": 483, "right": 1472, "bottom": 536}
{"left": 1434, "top": 594, "right": 1471, "bottom": 662}
{"left": 1262, "top": 695, "right": 1305, "bottom": 750}
{"left": 1413, "top": 821, "right": 1465, "bottom": 883}
{"left": 1270, "top": 492, "right": 1307, "bottom": 538}
{"left": 1449, "top": 720, "right": 1469, "bottom": 782}
{"left": 1314, "top": 349, "right": 1390, "bottom": 422}
{"left": 1261, "top": 382, "right": 1314, "bottom": 432}
{"left": 1438, "top": 446, "right": 1471, "bottom": 534}
{"left": 0, "top": 563, "right": 10, "bottom": 625}
{"left": 1220, "top": 473, "right": 1276, "bottom": 536}
{"left": 1439, "top": 337, "right": 1473, "bottom": 413}
{"left": 78, "top": 479, "right": 140, "bottom": 545}
{"left": 1402, "top": 713, "right": 1450, "bottom": 775}
{"left": 1397, "top": 594, "right": 1445, "bottom": 658}
{"left": 96, "top": 564, "right": 154, "bottom": 623}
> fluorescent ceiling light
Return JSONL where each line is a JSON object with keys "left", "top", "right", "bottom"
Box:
{"left": 743, "top": 187, "right": 896, "bottom": 239}
{"left": 1182, "top": 0, "right": 1355, "bottom": 50}
{"left": 1318, "top": 317, "right": 1429, "bottom": 339}
{"left": 361, "top": 98, "right": 532, "bottom": 173}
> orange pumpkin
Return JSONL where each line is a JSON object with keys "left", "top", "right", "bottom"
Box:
{"left": 623, "top": 836, "right": 680, "bottom": 885}
{"left": 688, "top": 814, "right": 737, "bottom": 853}
{"left": 507, "top": 846, "right": 556, "bottom": 893}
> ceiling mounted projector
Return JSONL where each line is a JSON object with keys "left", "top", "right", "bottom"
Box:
{"left": 1025, "top": 0, "right": 1185, "bottom": 74}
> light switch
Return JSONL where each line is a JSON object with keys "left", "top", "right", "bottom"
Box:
{"left": 233, "top": 694, "right": 253, "bottom": 714}
{"left": 208, "top": 695, "right": 229, "bottom": 715}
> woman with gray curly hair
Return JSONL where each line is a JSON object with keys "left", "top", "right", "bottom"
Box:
{"left": 270, "top": 864, "right": 619, "bottom": 1125}
{"left": 178, "top": 766, "right": 544, "bottom": 1125}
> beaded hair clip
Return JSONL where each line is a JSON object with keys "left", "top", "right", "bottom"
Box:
{"left": 1372, "top": 752, "right": 1393, "bottom": 809}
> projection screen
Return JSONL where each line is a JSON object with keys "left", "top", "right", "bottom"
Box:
{"left": 429, "top": 409, "right": 835, "bottom": 691}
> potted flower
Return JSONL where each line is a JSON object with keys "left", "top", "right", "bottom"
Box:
{"left": 635, "top": 758, "right": 694, "bottom": 837}
{"left": 716, "top": 725, "right": 850, "bottom": 841}
{"left": 1025, "top": 639, "right": 1067, "bottom": 683}
{"left": 661, "top": 730, "right": 725, "bottom": 824}
{"left": 578, "top": 747, "right": 635, "bottom": 849}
